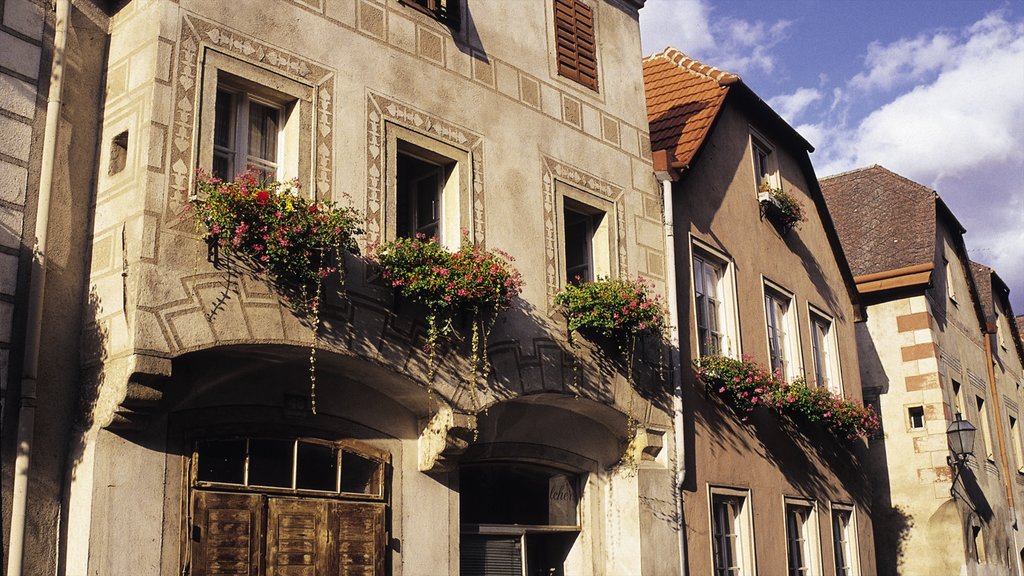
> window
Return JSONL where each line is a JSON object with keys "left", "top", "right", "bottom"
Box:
{"left": 764, "top": 283, "right": 798, "bottom": 379}
{"left": 190, "top": 437, "right": 388, "bottom": 576}
{"left": 973, "top": 524, "right": 987, "bottom": 563}
{"left": 1011, "top": 416, "right": 1024, "bottom": 473}
{"left": 809, "top": 310, "right": 841, "bottom": 394}
{"left": 831, "top": 505, "right": 859, "bottom": 576}
{"left": 400, "top": 0, "right": 460, "bottom": 28}
{"left": 907, "top": 406, "right": 925, "bottom": 429}
{"left": 944, "top": 257, "right": 957, "bottom": 303}
{"left": 691, "top": 243, "right": 739, "bottom": 359}
{"left": 710, "top": 488, "right": 754, "bottom": 576}
{"left": 952, "top": 379, "right": 966, "bottom": 417}
{"left": 556, "top": 182, "right": 615, "bottom": 285}
{"left": 554, "top": 0, "right": 598, "bottom": 91}
{"left": 198, "top": 51, "right": 311, "bottom": 188}
{"left": 977, "top": 396, "right": 995, "bottom": 462}
{"left": 460, "top": 464, "right": 581, "bottom": 576}
{"left": 785, "top": 499, "right": 820, "bottom": 576}
{"left": 387, "top": 124, "right": 470, "bottom": 249}
{"left": 751, "top": 133, "right": 778, "bottom": 192}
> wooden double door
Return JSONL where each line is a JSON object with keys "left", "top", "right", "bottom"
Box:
{"left": 190, "top": 490, "right": 386, "bottom": 576}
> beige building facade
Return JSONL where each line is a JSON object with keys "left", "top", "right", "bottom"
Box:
{"left": 645, "top": 49, "right": 877, "bottom": 576}
{"left": 821, "top": 165, "right": 1023, "bottom": 575}
{"left": 1, "top": 1, "right": 686, "bottom": 575}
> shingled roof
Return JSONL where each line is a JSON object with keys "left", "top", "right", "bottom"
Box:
{"left": 818, "top": 165, "right": 945, "bottom": 278}
{"left": 971, "top": 261, "right": 1024, "bottom": 363}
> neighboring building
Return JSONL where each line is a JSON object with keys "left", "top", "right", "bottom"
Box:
{"left": 820, "top": 164, "right": 1020, "bottom": 575}
{"left": 1, "top": 1, "right": 682, "bottom": 575}
{"left": 644, "top": 48, "right": 876, "bottom": 576}
{"left": 970, "top": 262, "right": 1024, "bottom": 572}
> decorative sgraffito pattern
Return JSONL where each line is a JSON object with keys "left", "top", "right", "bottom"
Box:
{"left": 167, "top": 14, "right": 335, "bottom": 228}
{"left": 364, "top": 91, "right": 485, "bottom": 247}
{"left": 540, "top": 156, "right": 625, "bottom": 307}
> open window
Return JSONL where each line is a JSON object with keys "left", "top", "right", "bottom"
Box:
{"left": 556, "top": 181, "right": 616, "bottom": 286}
{"left": 808, "top": 307, "right": 841, "bottom": 394}
{"left": 387, "top": 123, "right": 470, "bottom": 249}
{"left": 692, "top": 241, "right": 738, "bottom": 358}
{"left": 785, "top": 498, "right": 821, "bottom": 576}
{"left": 830, "top": 504, "right": 860, "bottom": 576}
{"left": 709, "top": 486, "right": 755, "bottom": 576}
{"left": 764, "top": 280, "right": 799, "bottom": 379}
{"left": 199, "top": 50, "right": 312, "bottom": 187}
{"left": 399, "top": 0, "right": 461, "bottom": 29}
{"left": 750, "top": 131, "right": 779, "bottom": 193}
{"left": 460, "top": 463, "right": 582, "bottom": 576}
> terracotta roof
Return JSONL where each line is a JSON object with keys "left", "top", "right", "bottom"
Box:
{"left": 971, "top": 261, "right": 1024, "bottom": 363}
{"left": 1017, "top": 315, "right": 1024, "bottom": 336}
{"left": 818, "top": 165, "right": 939, "bottom": 278}
{"left": 970, "top": 261, "right": 994, "bottom": 319}
{"left": 642, "top": 47, "right": 738, "bottom": 168}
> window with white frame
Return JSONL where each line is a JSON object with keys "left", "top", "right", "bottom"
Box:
{"left": 693, "top": 244, "right": 737, "bottom": 358}
{"left": 785, "top": 499, "right": 820, "bottom": 576}
{"left": 557, "top": 182, "right": 616, "bottom": 286}
{"left": 710, "top": 488, "right": 754, "bottom": 576}
{"left": 831, "top": 505, "right": 859, "bottom": 576}
{"left": 751, "top": 132, "right": 778, "bottom": 192}
{"left": 764, "top": 283, "right": 798, "bottom": 379}
{"left": 976, "top": 395, "right": 995, "bottom": 462}
{"left": 199, "top": 51, "right": 311, "bottom": 188}
{"left": 809, "top": 309, "right": 841, "bottom": 394}
{"left": 386, "top": 124, "right": 470, "bottom": 250}
{"left": 944, "top": 256, "right": 957, "bottom": 304}
{"left": 1010, "top": 416, "right": 1023, "bottom": 474}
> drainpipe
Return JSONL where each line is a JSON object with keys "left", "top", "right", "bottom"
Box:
{"left": 982, "top": 322, "right": 1019, "bottom": 571}
{"left": 6, "top": 0, "right": 70, "bottom": 574}
{"left": 654, "top": 150, "right": 686, "bottom": 575}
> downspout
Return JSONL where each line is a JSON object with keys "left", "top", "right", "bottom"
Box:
{"left": 982, "top": 323, "right": 1018, "bottom": 564}
{"left": 654, "top": 150, "right": 687, "bottom": 575}
{"left": 6, "top": 0, "right": 70, "bottom": 574}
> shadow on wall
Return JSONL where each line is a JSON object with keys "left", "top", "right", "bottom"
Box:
{"left": 873, "top": 503, "right": 915, "bottom": 576}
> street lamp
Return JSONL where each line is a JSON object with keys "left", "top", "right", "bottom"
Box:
{"left": 946, "top": 412, "right": 977, "bottom": 498}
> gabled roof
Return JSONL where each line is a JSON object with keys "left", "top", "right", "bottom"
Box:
{"left": 970, "top": 261, "right": 1024, "bottom": 363}
{"left": 819, "top": 165, "right": 939, "bottom": 279}
{"left": 643, "top": 47, "right": 812, "bottom": 171}
{"left": 643, "top": 48, "right": 738, "bottom": 169}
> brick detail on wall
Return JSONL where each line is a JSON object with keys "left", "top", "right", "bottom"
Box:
{"left": 901, "top": 342, "right": 938, "bottom": 362}
{"left": 905, "top": 372, "right": 940, "bottom": 392}
{"left": 897, "top": 311, "right": 932, "bottom": 333}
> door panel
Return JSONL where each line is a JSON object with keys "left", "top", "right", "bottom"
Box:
{"left": 267, "top": 499, "right": 330, "bottom": 576}
{"left": 192, "top": 491, "right": 265, "bottom": 576}
{"left": 330, "top": 501, "right": 386, "bottom": 576}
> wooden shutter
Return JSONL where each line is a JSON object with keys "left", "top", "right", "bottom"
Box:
{"left": 554, "top": 0, "right": 598, "bottom": 91}
{"left": 330, "top": 501, "right": 387, "bottom": 576}
{"left": 191, "top": 491, "right": 265, "bottom": 576}
{"left": 267, "top": 498, "right": 331, "bottom": 576}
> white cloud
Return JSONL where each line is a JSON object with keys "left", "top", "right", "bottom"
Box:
{"left": 807, "top": 11, "right": 1024, "bottom": 308}
{"left": 767, "top": 87, "right": 823, "bottom": 124}
{"left": 639, "top": 0, "right": 790, "bottom": 75}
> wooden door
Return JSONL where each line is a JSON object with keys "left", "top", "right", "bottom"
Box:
{"left": 191, "top": 491, "right": 265, "bottom": 576}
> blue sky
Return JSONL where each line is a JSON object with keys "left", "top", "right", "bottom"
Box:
{"left": 640, "top": 0, "right": 1024, "bottom": 312}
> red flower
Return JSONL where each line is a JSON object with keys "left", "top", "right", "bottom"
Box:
{"left": 255, "top": 190, "right": 270, "bottom": 205}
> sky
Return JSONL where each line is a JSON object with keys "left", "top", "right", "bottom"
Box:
{"left": 639, "top": 0, "right": 1024, "bottom": 313}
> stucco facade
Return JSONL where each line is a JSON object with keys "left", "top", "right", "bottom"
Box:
{"left": 1, "top": 1, "right": 685, "bottom": 575}
{"left": 821, "top": 166, "right": 1022, "bottom": 576}
{"left": 645, "top": 49, "right": 877, "bottom": 576}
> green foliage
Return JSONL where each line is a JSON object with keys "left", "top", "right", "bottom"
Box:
{"left": 695, "top": 354, "right": 880, "bottom": 440}
{"left": 190, "top": 171, "right": 363, "bottom": 313}
{"left": 554, "top": 277, "right": 667, "bottom": 341}
{"left": 760, "top": 184, "right": 807, "bottom": 231}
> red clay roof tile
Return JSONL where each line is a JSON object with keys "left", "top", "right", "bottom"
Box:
{"left": 643, "top": 47, "right": 738, "bottom": 168}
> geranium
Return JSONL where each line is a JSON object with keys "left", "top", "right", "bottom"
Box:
{"left": 695, "top": 355, "right": 879, "bottom": 440}
{"left": 373, "top": 234, "right": 523, "bottom": 391}
{"left": 188, "top": 170, "right": 363, "bottom": 413}
{"left": 554, "top": 276, "right": 667, "bottom": 341}
{"left": 190, "top": 170, "right": 362, "bottom": 311}
{"left": 758, "top": 183, "right": 806, "bottom": 232}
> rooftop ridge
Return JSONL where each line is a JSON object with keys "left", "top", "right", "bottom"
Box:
{"left": 645, "top": 47, "right": 740, "bottom": 85}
